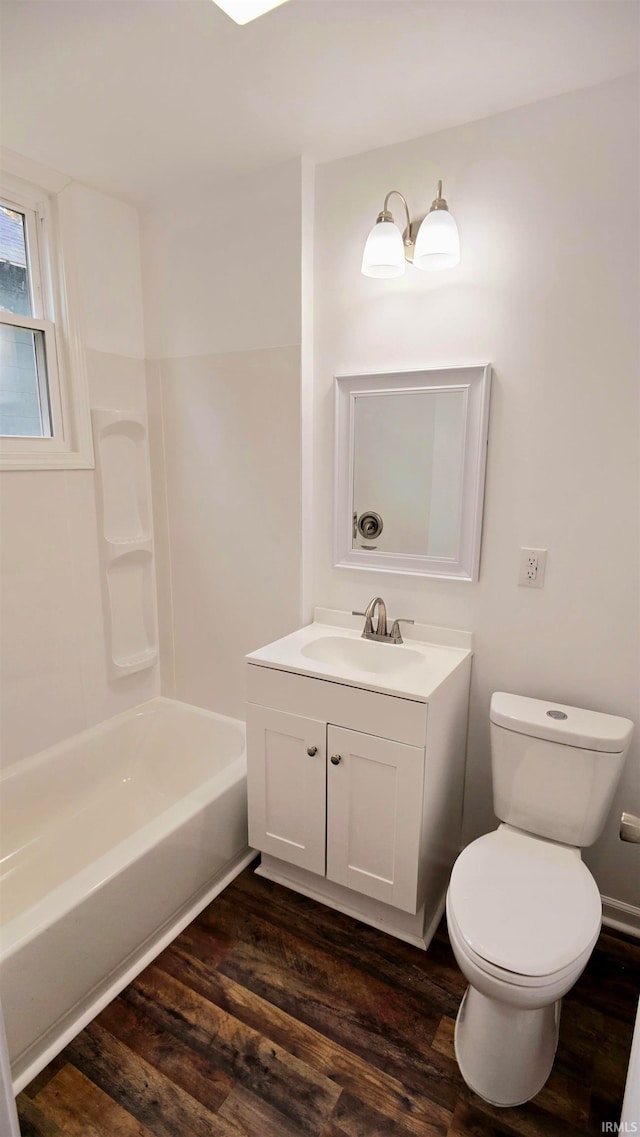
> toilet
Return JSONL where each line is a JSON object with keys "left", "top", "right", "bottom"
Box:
{"left": 446, "top": 691, "right": 633, "bottom": 1108}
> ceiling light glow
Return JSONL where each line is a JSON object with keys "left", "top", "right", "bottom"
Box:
{"left": 211, "top": 0, "right": 290, "bottom": 25}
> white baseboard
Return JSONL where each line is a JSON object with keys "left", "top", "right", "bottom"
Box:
{"left": 256, "top": 856, "right": 435, "bottom": 950}
{"left": 601, "top": 895, "right": 640, "bottom": 939}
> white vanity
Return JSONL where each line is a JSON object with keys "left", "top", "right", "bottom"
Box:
{"left": 245, "top": 608, "right": 472, "bottom": 948}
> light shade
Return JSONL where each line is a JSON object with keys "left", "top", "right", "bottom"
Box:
{"left": 361, "top": 220, "right": 405, "bottom": 278}
{"left": 211, "top": 0, "right": 290, "bottom": 25}
{"left": 413, "top": 209, "right": 460, "bottom": 271}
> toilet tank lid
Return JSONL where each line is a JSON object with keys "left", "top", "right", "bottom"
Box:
{"left": 490, "top": 692, "right": 634, "bottom": 753}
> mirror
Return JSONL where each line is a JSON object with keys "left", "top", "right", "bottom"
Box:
{"left": 334, "top": 364, "right": 491, "bottom": 581}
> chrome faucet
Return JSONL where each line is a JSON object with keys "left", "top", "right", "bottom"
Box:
{"left": 352, "top": 597, "right": 414, "bottom": 644}
{"left": 363, "top": 596, "right": 387, "bottom": 639}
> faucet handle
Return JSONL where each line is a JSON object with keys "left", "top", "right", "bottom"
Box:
{"left": 352, "top": 609, "right": 375, "bottom": 638}
{"left": 389, "top": 618, "right": 414, "bottom": 644}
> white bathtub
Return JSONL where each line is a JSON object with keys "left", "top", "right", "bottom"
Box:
{"left": 0, "top": 696, "right": 252, "bottom": 1092}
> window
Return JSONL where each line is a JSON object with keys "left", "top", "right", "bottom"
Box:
{"left": 0, "top": 197, "right": 58, "bottom": 438}
{"left": 0, "top": 162, "right": 93, "bottom": 469}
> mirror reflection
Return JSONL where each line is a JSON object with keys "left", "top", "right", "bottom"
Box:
{"left": 352, "top": 389, "right": 466, "bottom": 559}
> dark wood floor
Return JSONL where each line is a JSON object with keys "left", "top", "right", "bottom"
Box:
{"left": 17, "top": 861, "right": 640, "bottom": 1137}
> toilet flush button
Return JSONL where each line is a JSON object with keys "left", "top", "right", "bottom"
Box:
{"left": 546, "top": 710, "right": 568, "bottom": 720}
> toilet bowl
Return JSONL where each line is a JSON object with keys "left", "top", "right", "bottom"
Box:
{"left": 446, "top": 825, "right": 602, "bottom": 1106}
{"left": 446, "top": 692, "right": 633, "bottom": 1108}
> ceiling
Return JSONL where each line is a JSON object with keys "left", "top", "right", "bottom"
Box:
{"left": 1, "top": 0, "right": 638, "bottom": 203}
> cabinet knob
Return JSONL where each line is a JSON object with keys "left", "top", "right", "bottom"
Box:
{"left": 307, "top": 746, "right": 318, "bottom": 757}
{"left": 330, "top": 754, "right": 342, "bottom": 766}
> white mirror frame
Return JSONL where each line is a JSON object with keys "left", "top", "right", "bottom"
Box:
{"left": 334, "top": 364, "right": 492, "bottom": 581}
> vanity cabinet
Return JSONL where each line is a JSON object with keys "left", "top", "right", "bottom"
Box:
{"left": 245, "top": 625, "right": 472, "bottom": 950}
{"left": 247, "top": 706, "right": 326, "bottom": 875}
{"left": 247, "top": 708, "right": 424, "bottom": 913}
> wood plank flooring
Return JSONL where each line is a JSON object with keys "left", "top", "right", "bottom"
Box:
{"left": 17, "top": 862, "right": 640, "bottom": 1136}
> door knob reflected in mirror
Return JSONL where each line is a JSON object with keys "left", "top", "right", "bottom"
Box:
{"left": 357, "top": 511, "right": 384, "bottom": 540}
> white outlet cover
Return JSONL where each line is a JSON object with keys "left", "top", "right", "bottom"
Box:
{"left": 518, "top": 547, "right": 547, "bottom": 588}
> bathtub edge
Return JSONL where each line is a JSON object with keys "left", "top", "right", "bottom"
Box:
{"left": 11, "top": 846, "right": 257, "bottom": 1095}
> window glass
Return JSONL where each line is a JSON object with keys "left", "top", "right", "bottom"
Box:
{"left": 0, "top": 204, "right": 31, "bottom": 317}
{"left": 0, "top": 324, "right": 52, "bottom": 437}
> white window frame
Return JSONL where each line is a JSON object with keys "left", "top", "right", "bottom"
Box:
{"left": 0, "top": 162, "right": 93, "bottom": 470}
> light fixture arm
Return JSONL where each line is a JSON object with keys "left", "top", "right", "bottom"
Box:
{"left": 430, "top": 180, "right": 449, "bottom": 212}
{"left": 378, "top": 190, "right": 411, "bottom": 230}
{"left": 375, "top": 190, "right": 421, "bottom": 261}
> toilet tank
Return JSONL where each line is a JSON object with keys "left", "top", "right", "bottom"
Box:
{"left": 490, "top": 693, "right": 633, "bottom": 847}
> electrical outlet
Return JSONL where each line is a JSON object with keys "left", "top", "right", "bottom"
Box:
{"left": 518, "top": 548, "right": 547, "bottom": 588}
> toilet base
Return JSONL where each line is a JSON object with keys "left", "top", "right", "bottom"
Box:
{"left": 454, "top": 986, "right": 561, "bottom": 1107}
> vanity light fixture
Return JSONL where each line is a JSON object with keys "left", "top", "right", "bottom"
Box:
{"left": 211, "top": 0, "right": 290, "bottom": 24}
{"left": 361, "top": 181, "right": 460, "bottom": 278}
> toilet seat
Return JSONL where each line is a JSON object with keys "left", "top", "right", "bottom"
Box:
{"left": 446, "top": 899, "right": 596, "bottom": 990}
{"left": 448, "top": 826, "right": 602, "bottom": 979}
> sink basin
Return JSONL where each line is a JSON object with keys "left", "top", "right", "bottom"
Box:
{"left": 300, "top": 635, "right": 424, "bottom": 676}
{"left": 247, "top": 614, "right": 473, "bottom": 700}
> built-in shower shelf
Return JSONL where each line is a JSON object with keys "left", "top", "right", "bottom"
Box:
{"left": 93, "top": 409, "right": 158, "bottom": 682}
{"left": 112, "top": 647, "right": 159, "bottom": 678}
{"left": 104, "top": 536, "right": 153, "bottom": 564}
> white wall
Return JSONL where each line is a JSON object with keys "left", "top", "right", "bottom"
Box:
{"left": 143, "top": 160, "right": 303, "bottom": 719}
{"left": 0, "top": 179, "right": 158, "bottom": 766}
{"left": 311, "top": 76, "right": 639, "bottom": 907}
{"left": 143, "top": 161, "right": 302, "bottom": 360}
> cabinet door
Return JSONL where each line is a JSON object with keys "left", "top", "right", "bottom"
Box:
{"left": 247, "top": 704, "right": 326, "bottom": 875}
{"left": 326, "top": 726, "right": 424, "bottom": 913}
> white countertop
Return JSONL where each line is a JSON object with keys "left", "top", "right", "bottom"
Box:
{"left": 246, "top": 608, "right": 472, "bottom": 702}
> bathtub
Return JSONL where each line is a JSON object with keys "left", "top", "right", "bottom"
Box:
{"left": 0, "top": 696, "right": 253, "bottom": 1093}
